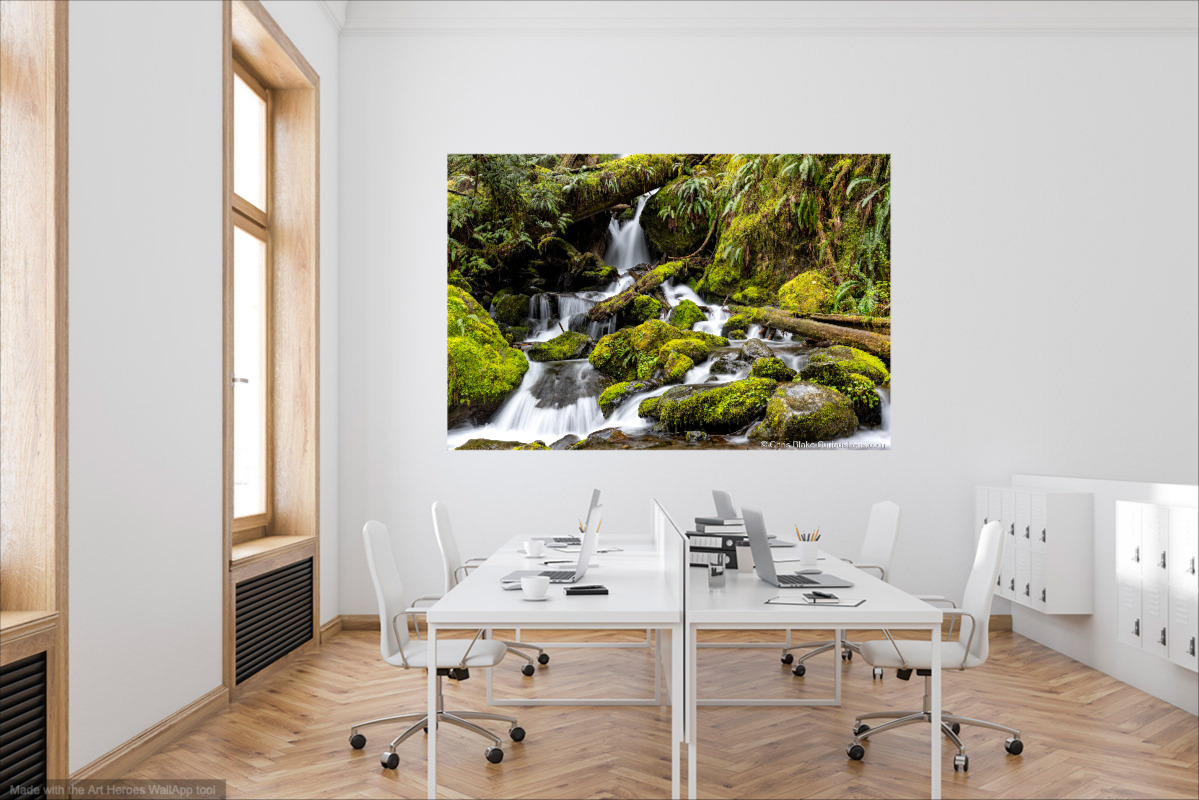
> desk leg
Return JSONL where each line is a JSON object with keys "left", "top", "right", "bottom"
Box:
{"left": 671, "top": 625, "right": 682, "bottom": 800}
{"left": 930, "top": 626, "right": 941, "bottom": 800}
{"left": 833, "top": 628, "right": 843, "bottom": 705}
{"left": 427, "top": 626, "right": 438, "bottom": 800}
{"left": 687, "top": 624, "right": 697, "bottom": 800}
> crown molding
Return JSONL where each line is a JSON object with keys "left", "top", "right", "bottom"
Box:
{"left": 339, "top": 15, "right": 1198, "bottom": 38}
{"left": 316, "top": 0, "right": 348, "bottom": 33}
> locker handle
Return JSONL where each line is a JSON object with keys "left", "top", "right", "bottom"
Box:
{"left": 1041, "top": 529, "right": 1046, "bottom": 543}
{"left": 1040, "top": 588, "right": 1046, "bottom": 602}
{"left": 1024, "top": 583, "right": 1030, "bottom": 596}
{"left": 1189, "top": 637, "right": 1196, "bottom": 657}
{"left": 1133, "top": 619, "right": 1140, "bottom": 637}
{"left": 1190, "top": 557, "right": 1196, "bottom": 576}
{"left": 1160, "top": 552, "right": 1167, "bottom": 570}
{"left": 1009, "top": 523, "right": 1015, "bottom": 536}
{"left": 1009, "top": 578, "right": 1015, "bottom": 591}
{"left": 1159, "top": 628, "right": 1167, "bottom": 647}
{"left": 1024, "top": 525, "right": 1030, "bottom": 539}
{"left": 1133, "top": 546, "right": 1140, "bottom": 563}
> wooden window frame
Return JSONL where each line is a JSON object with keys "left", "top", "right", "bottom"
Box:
{"left": 0, "top": 0, "right": 69, "bottom": 779}
{"left": 223, "top": 0, "right": 320, "bottom": 694}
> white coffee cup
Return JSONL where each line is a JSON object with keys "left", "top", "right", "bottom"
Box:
{"left": 520, "top": 575, "right": 550, "bottom": 600}
{"left": 523, "top": 539, "right": 546, "bottom": 557}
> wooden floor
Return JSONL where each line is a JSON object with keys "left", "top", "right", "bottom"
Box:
{"left": 123, "top": 628, "right": 1199, "bottom": 799}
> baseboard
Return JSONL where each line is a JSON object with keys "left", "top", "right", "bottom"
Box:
{"left": 991, "top": 614, "right": 1013, "bottom": 632}
{"left": 319, "top": 616, "right": 343, "bottom": 643}
{"left": 71, "top": 686, "right": 229, "bottom": 780}
{"left": 339, "top": 614, "right": 380, "bottom": 631}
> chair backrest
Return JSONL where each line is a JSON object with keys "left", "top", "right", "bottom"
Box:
{"left": 859, "top": 501, "right": 901, "bottom": 580}
{"left": 362, "top": 520, "right": 410, "bottom": 664}
{"left": 958, "top": 521, "right": 1004, "bottom": 664}
{"left": 431, "top": 500, "right": 463, "bottom": 593}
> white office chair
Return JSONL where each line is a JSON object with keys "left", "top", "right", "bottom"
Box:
{"left": 846, "top": 521, "right": 1024, "bottom": 772}
{"left": 429, "top": 501, "right": 549, "bottom": 675}
{"left": 781, "top": 501, "right": 901, "bottom": 677}
{"left": 348, "top": 521, "right": 526, "bottom": 770}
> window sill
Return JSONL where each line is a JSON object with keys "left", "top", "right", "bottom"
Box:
{"left": 230, "top": 534, "right": 314, "bottom": 573}
{"left": 0, "top": 611, "right": 58, "bottom": 659}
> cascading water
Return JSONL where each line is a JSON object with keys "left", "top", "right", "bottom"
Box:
{"left": 604, "top": 192, "right": 654, "bottom": 272}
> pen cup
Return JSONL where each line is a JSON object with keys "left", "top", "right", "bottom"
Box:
{"left": 708, "top": 563, "right": 725, "bottom": 588}
{"left": 735, "top": 540, "right": 754, "bottom": 573}
{"left": 798, "top": 540, "right": 819, "bottom": 568}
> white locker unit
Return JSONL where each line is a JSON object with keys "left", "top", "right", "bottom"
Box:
{"left": 1114, "top": 502, "right": 1199, "bottom": 672}
{"left": 975, "top": 486, "right": 1093, "bottom": 614}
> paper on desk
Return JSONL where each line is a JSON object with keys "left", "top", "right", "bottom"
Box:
{"left": 764, "top": 596, "right": 866, "bottom": 607}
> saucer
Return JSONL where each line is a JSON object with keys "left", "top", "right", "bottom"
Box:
{"left": 521, "top": 595, "right": 551, "bottom": 602}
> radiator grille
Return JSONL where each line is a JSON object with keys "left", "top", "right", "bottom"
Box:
{"left": 1, "top": 652, "right": 47, "bottom": 800}
{"left": 235, "top": 558, "right": 313, "bottom": 684}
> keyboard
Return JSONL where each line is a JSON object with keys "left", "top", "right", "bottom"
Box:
{"left": 541, "top": 570, "right": 577, "bottom": 582}
{"left": 552, "top": 537, "right": 581, "bottom": 544}
{"left": 776, "top": 574, "right": 820, "bottom": 586}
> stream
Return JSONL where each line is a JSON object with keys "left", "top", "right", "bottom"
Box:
{"left": 447, "top": 193, "right": 891, "bottom": 450}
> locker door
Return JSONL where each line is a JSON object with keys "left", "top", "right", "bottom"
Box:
{"left": 1141, "top": 505, "right": 1169, "bottom": 585}
{"left": 1141, "top": 581, "right": 1169, "bottom": 658}
{"left": 975, "top": 486, "right": 990, "bottom": 531}
{"left": 1001, "top": 490, "right": 1017, "bottom": 540}
{"left": 1168, "top": 588, "right": 1198, "bottom": 672}
{"left": 1116, "top": 576, "right": 1142, "bottom": 648}
{"left": 1031, "top": 492, "right": 1048, "bottom": 551}
{"left": 1014, "top": 548, "right": 1032, "bottom": 607}
{"left": 1115, "top": 502, "right": 1143, "bottom": 581}
{"left": 1030, "top": 552, "right": 1047, "bottom": 611}
{"left": 988, "top": 489, "right": 1003, "bottom": 531}
{"left": 1015, "top": 491, "right": 1032, "bottom": 544}
{"left": 1001, "top": 541, "right": 1016, "bottom": 599}
{"left": 1168, "top": 507, "right": 1198, "bottom": 590}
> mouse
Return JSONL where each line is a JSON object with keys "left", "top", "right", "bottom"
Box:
{"left": 796, "top": 569, "right": 823, "bottom": 574}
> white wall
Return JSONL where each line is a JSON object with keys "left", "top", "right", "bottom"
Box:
{"left": 337, "top": 1, "right": 1198, "bottom": 620}
{"left": 69, "top": 0, "right": 339, "bottom": 771}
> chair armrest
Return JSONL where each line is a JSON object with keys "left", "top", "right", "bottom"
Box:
{"left": 915, "top": 594, "right": 956, "bottom": 607}
{"left": 853, "top": 563, "right": 886, "bottom": 581}
{"left": 453, "top": 564, "right": 481, "bottom": 583}
{"left": 405, "top": 597, "right": 441, "bottom": 640}
{"left": 465, "top": 557, "right": 487, "bottom": 564}
{"left": 940, "top": 609, "right": 977, "bottom": 669}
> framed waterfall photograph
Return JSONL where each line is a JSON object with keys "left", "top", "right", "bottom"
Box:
{"left": 446, "top": 154, "right": 891, "bottom": 451}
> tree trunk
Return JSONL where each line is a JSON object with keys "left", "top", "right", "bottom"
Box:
{"left": 807, "top": 313, "right": 890, "bottom": 333}
{"left": 588, "top": 260, "right": 692, "bottom": 321}
{"left": 731, "top": 305, "right": 891, "bottom": 362}
{"left": 564, "top": 154, "right": 704, "bottom": 220}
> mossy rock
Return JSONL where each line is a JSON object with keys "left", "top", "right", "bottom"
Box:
{"left": 807, "top": 345, "right": 889, "bottom": 387}
{"left": 527, "top": 331, "right": 593, "bottom": 362}
{"left": 732, "top": 286, "right": 776, "bottom": 306}
{"left": 798, "top": 361, "right": 882, "bottom": 426}
{"left": 447, "top": 285, "right": 529, "bottom": 427}
{"left": 513, "top": 441, "right": 550, "bottom": 451}
{"left": 749, "top": 357, "right": 796, "bottom": 381}
{"left": 707, "top": 354, "right": 742, "bottom": 376}
{"left": 738, "top": 338, "right": 774, "bottom": 361}
{"left": 448, "top": 270, "right": 472, "bottom": 293}
{"left": 617, "top": 206, "right": 636, "bottom": 223}
{"left": 650, "top": 378, "right": 778, "bottom": 434}
{"left": 588, "top": 320, "right": 724, "bottom": 382}
{"left": 638, "top": 395, "right": 663, "bottom": 420}
{"left": 656, "top": 338, "right": 711, "bottom": 383}
{"left": 667, "top": 299, "right": 708, "bottom": 330}
{"left": 493, "top": 293, "right": 531, "bottom": 326}
{"left": 455, "top": 438, "right": 546, "bottom": 451}
{"left": 623, "top": 295, "right": 664, "bottom": 326}
{"left": 777, "top": 271, "right": 834, "bottom": 315}
{"left": 641, "top": 180, "right": 709, "bottom": 256}
{"left": 747, "top": 382, "right": 858, "bottom": 444}
{"left": 499, "top": 324, "right": 530, "bottom": 346}
{"left": 722, "top": 314, "right": 750, "bottom": 339}
{"left": 576, "top": 263, "right": 617, "bottom": 290}
{"left": 598, "top": 379, "right": 659, "bottom": 417}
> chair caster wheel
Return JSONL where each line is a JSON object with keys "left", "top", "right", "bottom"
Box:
{"left": 896, "top": 668, "right": 912, "bottom": 681}
{"left": 950, "top": 722, "right": 961, "bottom": 735}
{"left": 381, "top": 752, "right": 399, "bottom": 770}
{"left": 521, "top": 664, "right": 535, "bottom": 676}
{"left": 486, "top": 746, "right": 504, "bottom": 764}
{"left": 423, "top": 727, "right": 428, "bottom": 734}
{"left": 1005, "top": 738, "right": 1023, "bottom": 755}
{"left": 781, "top": 653, "right": 794, "bottom": 665}
{"left": 872, "top": 667, "right": 884, "bottom": 680}
{"left": 953, "top": 753, "right": 968, "bottom": 772}
{"left": 847, "top": 743, "right": 865, "bottom": 761}
{"left": 792, "top": 664, "right": 806, "bottom": 677}
{"left": 349, "top": 733, "right": 366, "bottom": 750}
{"left": 537, "top": 653, "right": 550, "bottom": 665}
{"left": 852, "top": 722, "right": 870, "bottom": 736}
{"left": 842, "top": 650, "right": 853, "bottom": 661}
{"left": 509, "top": 726, "right": 526, "bottom": 742}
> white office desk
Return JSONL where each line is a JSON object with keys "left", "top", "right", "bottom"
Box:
{"left": 686, "top": 554, "right": 945, "bottom": 799}
{"left": 425, "top": 533, "right": 685, "bottom": 799}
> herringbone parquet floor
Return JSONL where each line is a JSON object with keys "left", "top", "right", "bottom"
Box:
{"left": 123, "top": 628, "right": 1199, "bottom": 799}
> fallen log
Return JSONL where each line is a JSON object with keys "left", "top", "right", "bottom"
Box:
{"left": 588, "top": 260, "right": 690, "bottom": 321}
{"left": 731, "top": 305, "right": 891, "bottom": 362}
{"left": 561, "top": 154, "right": 706, "bottom": 220}
{"left": 807, "top": 313, "right": 890, "bottom": 333}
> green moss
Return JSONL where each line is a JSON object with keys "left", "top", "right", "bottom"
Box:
{"left": 642, "top": 179, "right": 709, "bottom": 256}
{"left": 732, "top": 286, "right": 776, "bottom": 306}
{"left": 513, "top": 441, "right": 550, "bottom": 451}
{"left": 493, "top": 293, "right": 531, "bottom": 325}
{"left": 597, "top": 379, "right": 658, "bottom": 417}
{"left": 799, "top": 360, "right": 881, "bottom": 424}
{"left": 667, "top": 299, "right": 707, "bottom": 330}
{"left": 748, "top": 382, "right": 858, "bottom": 443}
{"left": 721, "top": 313, "right": 750, "bottom": 339}
{"left": 657, "top": 338, "right": 710, "bottom": 383}
{"left": 447, "top": 285, "right": 529, "bottom": 425}
{"left": 448, "top": 270, "right": 472, "bottom": 292}
{"left": 807, "top": 345, "right": 889, "bottom": 387}
{"left": 577, "top": 263, "right": 617, "bottom": 289}
{"left": 527, "top": 331, "right": 592, "bottom": 362}
{"left": 455, "top": 438, "right": 547, "bottom": 451}
{"left": 638, "top": 395, "right": 663, "bottom": 420}
{"left": 777, "top": 271, "right": 834, "bottom": 314}
{"left": 624, "top": 295, "right": 664, "bottom": 326}
{"left": 499, "top": 324, "right": 530, "bottom": 345}
{"left": 589, "top": 320, "right": 722, "bottom": 382}
{"left": 653, "top": 378, "right": 778, "bottom": 434}
{"left": 749, "top": 357, "right": 796, "bottom": 381}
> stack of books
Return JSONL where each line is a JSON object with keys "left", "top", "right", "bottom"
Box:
{"left": 687, "top": 516, "right": 748, "bottom": 569}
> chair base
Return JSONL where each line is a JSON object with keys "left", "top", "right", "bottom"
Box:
{"left": 350, "top": 674, "right": 522, "bottom": 767}
{"left": 782, "top": 638, "right": 861, "bottom": 666}
{"left": 849, "top": 674, "right": 1022, "bottom": 768}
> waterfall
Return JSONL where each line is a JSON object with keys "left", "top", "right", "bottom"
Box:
{"left": 604, "top": 192, "right": 654, "bottom": 273}
{"left": 661, "top": 279, "right": 732, "bottom": 337}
